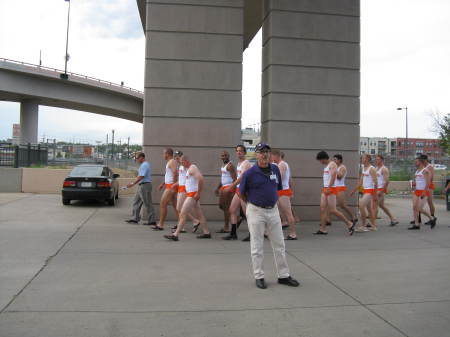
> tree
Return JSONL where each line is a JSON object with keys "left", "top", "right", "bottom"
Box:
{"left": 433, "top": 113, "right": 450, "bottom": 155}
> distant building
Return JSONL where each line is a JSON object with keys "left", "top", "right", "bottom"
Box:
{"left": 12, "top": 124, "right": 21, "bottom": 145}
{"left": 241, "top": 127, "right": 260, "bottom": 152}
{"left": 360, "top": 137, "right": 447, "bottom": 162}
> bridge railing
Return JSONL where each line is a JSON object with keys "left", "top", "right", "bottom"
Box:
{"left": 0, "top": 57, "right": 143, "bottom": 95}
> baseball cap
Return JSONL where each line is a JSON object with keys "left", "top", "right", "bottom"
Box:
{"left": 255, "top": 143, "right": 271, "bottom": 152}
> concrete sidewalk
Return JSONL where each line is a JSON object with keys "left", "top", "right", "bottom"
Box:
{"left": 0, "top": 194, "right": 449, "bottom": 337}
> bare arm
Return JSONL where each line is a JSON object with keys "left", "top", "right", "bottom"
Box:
{"left": 370, "top": 167, "right": 378, "bottom": 201}
{"left": 170, "top": 160, "right": 178, "bottom": 184}
{"left": 383, "top": 167, "right": 390, "bottom": 190}
{"left": 328, "top": 163, "right": 337, "bottom": 188}
{"left": 193, "top": 167, "right": 204, "bottom": 201}
{"left": 337, "top": 166, "right": 346, "bottom": 180}
{"left": 227, "top": 162, "right": 237, "bottom": 182}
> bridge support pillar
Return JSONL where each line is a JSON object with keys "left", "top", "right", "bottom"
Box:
{"left": 20, "top": 101, "right": 39, "bottom": 144}
{"left": 261, "top": 0, "right": 361, "bottom": 220}
{"left": 142, "top": 1, "right": 244, "bottom": 220}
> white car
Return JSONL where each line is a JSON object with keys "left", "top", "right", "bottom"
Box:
{"left": 432, "top": 164, "right": 447, "bottom": 170}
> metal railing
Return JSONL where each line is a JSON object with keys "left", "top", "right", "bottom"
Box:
{"left": 0, "top": 57, "right": 143, "bottom": 94}
{"left": 0, "top": 144, "right": 48, "bottom": 168}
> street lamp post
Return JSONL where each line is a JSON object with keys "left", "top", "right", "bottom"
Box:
{"left": 60, "top": 0, "right": 71, "bottom": 80}
{"left": 397, "top": 107, "right": 408, "bottom": 159}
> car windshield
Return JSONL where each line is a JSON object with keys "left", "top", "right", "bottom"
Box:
{"left": 69, "top": 166, "right": 104, "bottom": 177}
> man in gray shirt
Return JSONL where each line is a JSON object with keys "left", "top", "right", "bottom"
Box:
{"left": 125, "top": 152, "right": 156, "bottom": 225}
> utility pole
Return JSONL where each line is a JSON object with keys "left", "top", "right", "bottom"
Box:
{"left": 111, "top": 129, "right": 115, "bottom": 160}
{"left": 127, "top": 137, "right": 130, "bottom": 159}
{"left": 61, "top": 0, "right": 71, "bottom": 80}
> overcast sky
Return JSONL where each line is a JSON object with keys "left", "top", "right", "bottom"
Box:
{"left": 1, "top": 0, "right": 449, "bottom": 144}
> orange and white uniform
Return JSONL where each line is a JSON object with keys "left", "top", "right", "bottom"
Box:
{"left": 414, "top": 168, "right": 429, "bottom": 197}
{"left": 376, "top": 166, "right": 387, "bottom": 193}
{"left": 362, "top": 165, "right": 376, "bottom": 195}
{"left": 278, "top": 161, "right": 293, "bottom": 197}
{"left": 335, "top": 165, "right": 347, "bottom": 193}
{"left": 236, "top": 160, "right": 250, "bottom": 196}
{"left": 323, "top": 163, "right": 337, "bottom": 195}
{"left": 177, "top": 165, "right": 187, "bottom": 193}
{"left": 185, "top": 165, "right": 199, "bottom": 198}
{"left": 164, "top": 162, "right": 175, "bottom": 190}
{"left": 220, "top": 162, "right": 233, "bottom": 190}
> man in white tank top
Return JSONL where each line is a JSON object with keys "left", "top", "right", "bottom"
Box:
{"left": 222, "top": 145, "right": 252, "bottom": 240}
{"left": 272, "top": 149, "right": 297, "bottom": 240}
{"left": 215, "top": 151, "right": 237, "bottom": 234}
{"left": 164, "top": 155, "right": 211, "bottom": 240}
{"left": 374, "top": 155, "right": 398, "bottom": 226}
{"left": 173, "top": 151, "right": 199, "bottom": 232}
{"left": 316, "top": 151, "right": 357, "bottom": 235}
{"left": 350, "top": 154, "right": 378, "bottom": 231}
{"left": 154, "top": 148, "right": 178, "bottom": 231}
{"left": 332, "top": 154, "right": 356, "bottom": 224}
{"left": 409, "top": 156, "right": 436, "bottom": 230}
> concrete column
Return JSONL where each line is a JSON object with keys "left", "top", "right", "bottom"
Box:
{"left": 143, "top": 0, "right": 243, "bottom": 219}
{"left": 20, "top": 101, "right": 39, "bottom": 144}
{"left": 261, "top": 0, "right": 360, "bottom": 220}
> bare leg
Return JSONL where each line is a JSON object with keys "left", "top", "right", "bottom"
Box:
{"left": 336, "top": 191, "right": 355, "bottom": 221}
{"left": 359, "top": 194, "right": 372, "bottom": 229}
{"left": 218, "top": 189, "right": 233, "bottom": 231}
{"left": 427, "top": 193, "right": 435, "bottom": 217}
{"left": 278, "top": 196, "right": 296, "bottom": 238}
{"left": 173, "top": 197, "right": 195, "bottom": 236}
{"left": 327, "top": 194, "right": 352, "bottom": 228}
{"left": 378, "top": 192, "right": 396, "bottom": 222}
{"left": 319, "top": 193, "right": 328, "bottom": 233}
{"left": 192, "top": 199, "right": 209, "bottom": 234}
{"left": 177, "top": 192, "right": 198, "bottom": 224}
{"left": 158, "top": 189, "right": 175, "bottom": 228}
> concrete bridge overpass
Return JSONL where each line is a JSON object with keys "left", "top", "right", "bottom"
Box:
{"left": 0, "top": 58, "right": 143, "bottom": 144}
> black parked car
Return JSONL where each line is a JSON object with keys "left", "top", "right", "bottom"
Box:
{"left": 62, "top": 165, "right": 120, "bottom": 206}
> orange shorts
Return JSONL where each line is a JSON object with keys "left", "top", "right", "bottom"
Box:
{"left": 414, "top": 190, "right": 430, "bottom": 197}
{"left": 278, "top": 188, "right": 293, "bottom": 197}
{"left": 378, "top": 188, "right": 388, "bottom": 193}
{"left": 322, "top": 187, "right": 337, "bottom": 195}
{"left": 186, "top": 192, "right": 197, "bottom": 198}
{"left": 363, "top": 189, "right": 376, "bottom": 195}
{"left": 335, "top": 186, "right": 347, "bottom": 193}
{"left": 235, "top": 189, "right": 241, "bottom": 196}
{"left": 165, "top": 183, "right": 174, "bottom": 190}
{"left": 178, "top": 185, "right": 186, "bottom": 193}
{"left": 429, "top": 183, "right": 435, "bottom": 190}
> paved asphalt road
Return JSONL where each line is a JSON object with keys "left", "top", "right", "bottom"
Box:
{"left": 0, "top": 193, "right": 449, "bottom": 337}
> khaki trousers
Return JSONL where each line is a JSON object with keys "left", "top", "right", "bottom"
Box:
{"left": 246, "top": 203, "right": 290, "bottom": 280}
{"left": 131, "top": 182, "right": 155, "bottom": 224}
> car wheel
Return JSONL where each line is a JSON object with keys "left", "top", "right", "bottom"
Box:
{"left": 62, "top": 199, "right": 71, "bottom": 205}
{"left": 107, "top": 196, "right": 115, "bottom": 206}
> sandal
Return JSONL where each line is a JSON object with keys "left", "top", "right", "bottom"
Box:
{"left": 285, "top": 235, "right": 298, "bottom": 240}
{"left": 313, "top": 230, "right": 328, "bottom": 235}
{"left": 153, "top": 226, "right": 164, "bottom": 231}
{"left": 197, "top": 233, "right": 211, "bottom": 239}
{"left": 216, "top": 229, "right": 229, "bottom": 233}
{"left": 192, "top": 223, "right": 200, "bottom": 233}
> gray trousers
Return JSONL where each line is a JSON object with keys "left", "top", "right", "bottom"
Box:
{"left": 247, "top": 203, "right": 290, "bottom": 280}
{"left": 131, "top": 182, "right": 156, "bottom": 224}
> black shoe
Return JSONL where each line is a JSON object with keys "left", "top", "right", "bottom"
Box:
{"left": 237, "top": 217, "right": 245, "bottom": 229}
{"left": 408, "top": 225, "right": 420, "bottom": 230}
{"left": 264, "top": 234, "right": 269, "bottom": 239}
{"left": 164, "top": 234, "right": 179, "bottom": 241}
{"left": 223, "top": 233, "right": 238, "bottom": 240}
{"left": 171, "top": 225, "right": 178, "bottom": 230}
{"left": 153, "top": 226, "right": 164, "bottom": 231}
{"left": 125, "top": 219, "right": 138, "bottom": 224}
{"left": 278, "top": 276, "right": 300, "bottom": 287}
{"left": 149, "top": 222, "right": 157, "bottom": 226}
{"left": 326, "top": 222, "right": 332, "bottom": 226}
{"left": 430, "top": 217, "right": 437, "bottom": 229}
{"left": 192, "top": 223, "right": 200, "bottom": 233}
{"left": 242, "top": 235, "right": 250, "bottom": 242}
{"left": 285, "top": 235, "right": 297, "bottom": 240}
{"left": 313, "top": 230, "right": 328, "bottom": 235}
{"left": 255, "top": 278, "right": 267, "bottom": 289}
{"left": 197, "top": 233, "right": 211, "bottom": 239}
{"left": 390, "top": 221, "right": 399, "bottom": 227}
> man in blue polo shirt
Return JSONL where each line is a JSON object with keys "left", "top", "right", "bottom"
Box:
{"left": 125, "top": 152, "right": 156, "bottom": 226}
{"left": 239, "top": 143, "right": 299, "bottom": 289}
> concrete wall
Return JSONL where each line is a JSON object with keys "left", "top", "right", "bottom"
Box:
{"left": 0, "top": 168, "right": 22, "bottom": 192}
{"left": 261, "top": 0, "right": 360, "bottom": 220}
{"left": 143, "top": 0, "right": 244, "bottom": 219}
